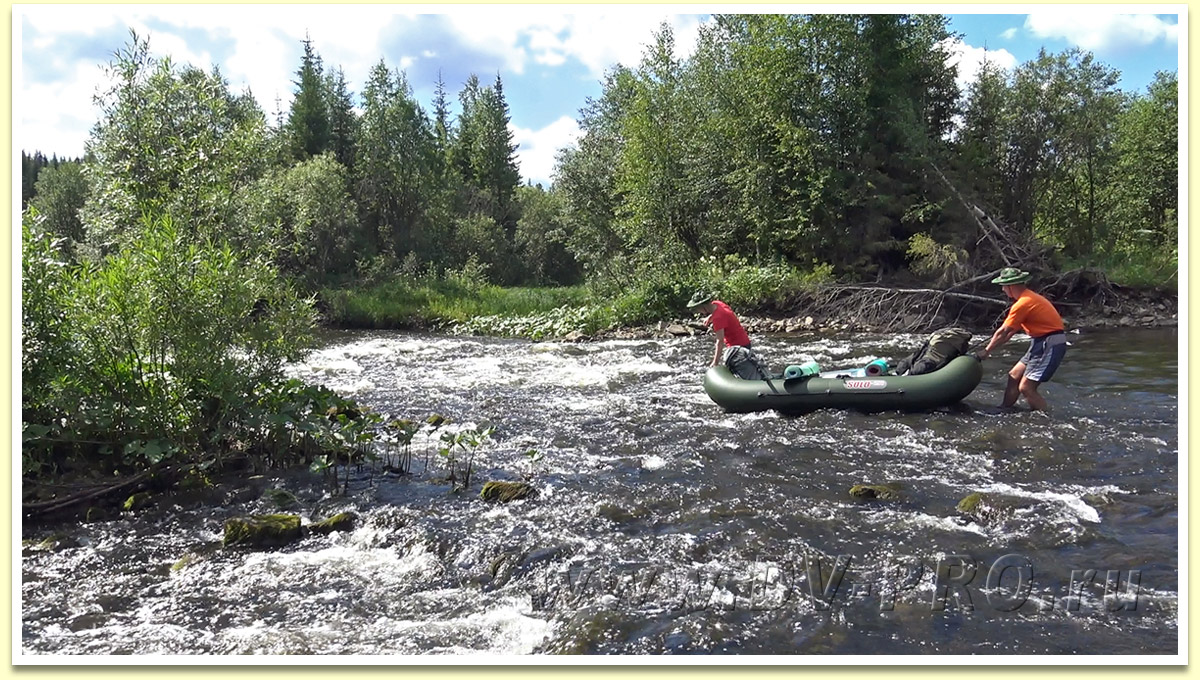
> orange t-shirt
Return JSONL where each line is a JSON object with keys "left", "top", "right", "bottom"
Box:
{"left": 1004, "top": 289, "right": 1064, "bottom": 337}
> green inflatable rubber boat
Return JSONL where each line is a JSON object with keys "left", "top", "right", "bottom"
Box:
{"left": 703, "top": 355, "right": 983, "bottom": 415}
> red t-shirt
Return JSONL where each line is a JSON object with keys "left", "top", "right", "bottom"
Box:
{"left": 709, "top": 300, "right": 751, "bottom": 347}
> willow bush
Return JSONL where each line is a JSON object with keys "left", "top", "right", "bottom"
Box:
{"left": 21, "top": 210, "right": 319, "bottom": 477}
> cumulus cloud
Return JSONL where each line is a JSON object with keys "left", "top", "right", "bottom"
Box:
{"left": 941, "top": 37, "right": 1018, "bottom": 93}
{"left": 510, "top": 115, "right": 582, "bottom": 186}
{"left": 1024, "top": 12, "right": 1179, "bottom": 52}
{"left": 444, "top": 10, "right": 706, "bottom": 78}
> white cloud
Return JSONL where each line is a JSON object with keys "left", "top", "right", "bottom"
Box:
{"left": 1024, "top": 12, "right": 1179, "bottom": 52}
{"left": 17, "top": 60, "right": 107, "bottom": 158}
{"left": 443, "top": 11, "right": 707, "bottom": 78}
{"left": 941, "top": 37, "right": 1018, "bottom": 94}
{"left": 1000, "top": 27, "right": 1018, "bottom": 40}
{"left": 510, "top": 115, "right": 582, "bottom": 186}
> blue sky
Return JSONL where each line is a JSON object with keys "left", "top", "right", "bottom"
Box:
{"left": 15, "top": 6, "right": 1184, "bottom": 187}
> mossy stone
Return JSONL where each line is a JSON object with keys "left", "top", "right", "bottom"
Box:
{"left": 480, "top": 481, "right": 536, "bottom": 503}
{"left": 123, "top": 491, "right": 152, "bottom": 512}
{"left": 849, "top": 484, "right": 902, "bottom": 501}
{"left": 171, "top": 553, "right": 201, "bottom": 572}
{"left": 956, "top": 492, "right": 985, "bottom": 515}
{"left": 308, "top": 512, "right": 356, "bottom": 535}
{"left": 263, "top": 487, "right": 300, "bottom": 510}
{"left": 222, "top": 514, "right": 302, "bottom": 548}
{"left": 22, "top": 533, "right": 81, "bottom": 555}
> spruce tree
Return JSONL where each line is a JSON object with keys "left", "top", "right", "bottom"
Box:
{"left": 285, "top": 36, "right": 331, "bottom": 162}
{"left": 324, "top": 66, "right": 358, "bottom": 172}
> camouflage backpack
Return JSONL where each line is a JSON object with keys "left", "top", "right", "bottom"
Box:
{"left": 894, "top": 327, "right": 973, "bottom": 376}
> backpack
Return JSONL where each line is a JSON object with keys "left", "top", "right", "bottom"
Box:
{"left": 894, "top": 327, "right": 973, "bottom": 376}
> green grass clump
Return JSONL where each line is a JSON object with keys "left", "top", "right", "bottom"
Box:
{"left": 321, "top": 279, "right": 590, "bottom": 330}
{"left": 320, "top": 258, "right": 837, "bottom": 338}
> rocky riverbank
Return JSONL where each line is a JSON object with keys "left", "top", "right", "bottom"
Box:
{"left": 571, "top": 289, "right": 1178, "bottom": 342}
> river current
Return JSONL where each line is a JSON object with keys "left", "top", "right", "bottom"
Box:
{"left": 20, "top": 328, "right": 1180, "bottom": 657}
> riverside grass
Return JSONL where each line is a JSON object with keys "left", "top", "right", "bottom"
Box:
{"left": 319, "top": 259, "right": 830, "bottom": 335}
{"left": 320, "top": 280, "right": 591, "bottom": 329}
{"left": 319, "top": 250, "right": 1173, "bottom": 341}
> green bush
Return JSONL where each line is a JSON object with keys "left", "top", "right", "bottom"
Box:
{"left": 21, "top": 210, "right": 317, "bottom": 475}
{"left": 700, "top": 255, "right": 833, "bottom": 312}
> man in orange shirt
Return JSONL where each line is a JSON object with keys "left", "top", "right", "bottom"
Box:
{"left": 975, "top": 268, "right": 1067, "bottom": 411}
{"left": 687, "top": 291, "right": 770, "bottom": 380}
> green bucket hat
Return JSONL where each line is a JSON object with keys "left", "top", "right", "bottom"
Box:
{"left": 687, "top": 291, "right": 714, "bottom": 308}
{"left": 991, "top": 267, "right": 1032, "bottom": 285}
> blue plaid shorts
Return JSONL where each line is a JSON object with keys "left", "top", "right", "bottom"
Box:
{"left": 1021, "top": 333, "right": 1067, "bottom": 382}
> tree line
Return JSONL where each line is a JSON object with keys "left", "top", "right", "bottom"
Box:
{"left": 26, "top": 32, "right": 577, "bottom": 291}
{"left": 25, "top": 18, "right": 1177, "bottom": 295}
{"left": 555, "top": 15, "right": 1177, "bottom": 289}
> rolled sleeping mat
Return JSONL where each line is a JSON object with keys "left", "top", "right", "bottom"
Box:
{"left": 784, "top": 361, "right": 821, "bottom": 379}
{"left": 865, "top": 359, "right": 889, "bottom": 376}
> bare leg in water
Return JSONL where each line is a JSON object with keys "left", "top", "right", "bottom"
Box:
{"left": 1003, "top": 361, "right": 1048, "bottom": 411}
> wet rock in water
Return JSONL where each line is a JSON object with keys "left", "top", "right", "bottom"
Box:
{"left": 171, "top": 553, "right": 202, "bottom": 572}
{"left": 956, "top": 492, "right": 986, "bottom": 517}
{"left": 222, "top": 514, "right": 302, "bottom": 548}
{"left": 22, "top": 533, "right": 82, "bottom": 556}
{"left": 479, "top": 481, "right": 536, "bottom": 502}
{"left": 263, "top": 487, "right": 300, "bottom": 510}
{"left": 308, "top": 512, "right": 357, "bottom": 535}
{"left": 122, "top": 491, "right": 152, "bottom": 512}
{"left": 562, "top": 330, "right": 588, "bottom": 343}
{"left": 85, "top": 506, "right": 112, "bottom": 523}
{"left": 68, "top": 613, "right": 109, "bottom": 632}
{"left": 596, "top": 502, "right": 652, "bottom": 524}
{"left": 849, "top": 484, "right": 902, "bottom": 501}
{"left": 954, "top": 492, "right": 1030, "bottom": 524}
{"left": 664, "top": 323, "right": 691, "bottom": 337}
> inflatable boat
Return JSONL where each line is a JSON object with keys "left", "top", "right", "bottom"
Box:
{"left": 702, "top": 355, "right": 983, "bottom": 415}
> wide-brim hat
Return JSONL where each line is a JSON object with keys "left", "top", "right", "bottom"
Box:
{"left": 991, "top": 267, "right": 1032, "bottom": 285}
{"left": 687, "top": 291, "right": 714, "bottom": 308}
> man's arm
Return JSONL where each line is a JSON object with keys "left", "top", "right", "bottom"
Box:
{"left": 977, "top": 325, "right": 1018, "bottom": 359}
{"left": 711, "top": 328, "right": 727, "bottom": 366}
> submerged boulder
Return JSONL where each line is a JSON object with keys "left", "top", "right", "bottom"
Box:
{"left": 22, "top": 533, "right": 82, "bottom": 556}
{"left": 171, "top": 553, "right": 202, "bottom": 572}
{"left": 480, "top": 481, "right": 536, "bottom": 503}
{"left": 223, "top": 514, "right": 302, "bottom": 548}
{"left": 849, "top": 484, "right": 902, "bottom": 501}
{"left": 956, "top": 492, "right": 987, "bottom": 518}
{"left": 308, "top": 512, "right": 357, "bottom": 535}
{"left": 954, "top": 492, "right": 1032, "bottom": 525}
{"left": 262, "top": 487, "right": 300, "bottom": 510}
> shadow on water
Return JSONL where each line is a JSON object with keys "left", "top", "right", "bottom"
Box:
{"left": 21, "top": 328, "right": 1179, "bottom": 656}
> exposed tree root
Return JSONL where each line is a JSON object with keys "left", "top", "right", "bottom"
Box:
{"left": 22, "top": 470, "right": 158, "bottom": 518}
{"left": 785, "top": 284, "right": 1008, "bottom": 334}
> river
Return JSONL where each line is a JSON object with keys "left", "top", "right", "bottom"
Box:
{"left": 20, "top": 328, "right": 1180, "bottom": 657}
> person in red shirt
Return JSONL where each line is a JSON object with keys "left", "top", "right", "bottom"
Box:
{"left": 976, "top": 268, "right": 1067, "bottom": 411}
{"left": 687, "top": 291, "right": 770, "bottom": 380}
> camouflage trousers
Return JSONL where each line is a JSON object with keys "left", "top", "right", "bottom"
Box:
{"left": 722, "top": 345, "right": 770, "bottom": 380}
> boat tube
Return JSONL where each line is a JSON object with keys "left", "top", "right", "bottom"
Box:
{"left": 703, "top": 355, "right": 983, "bottom": 415}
